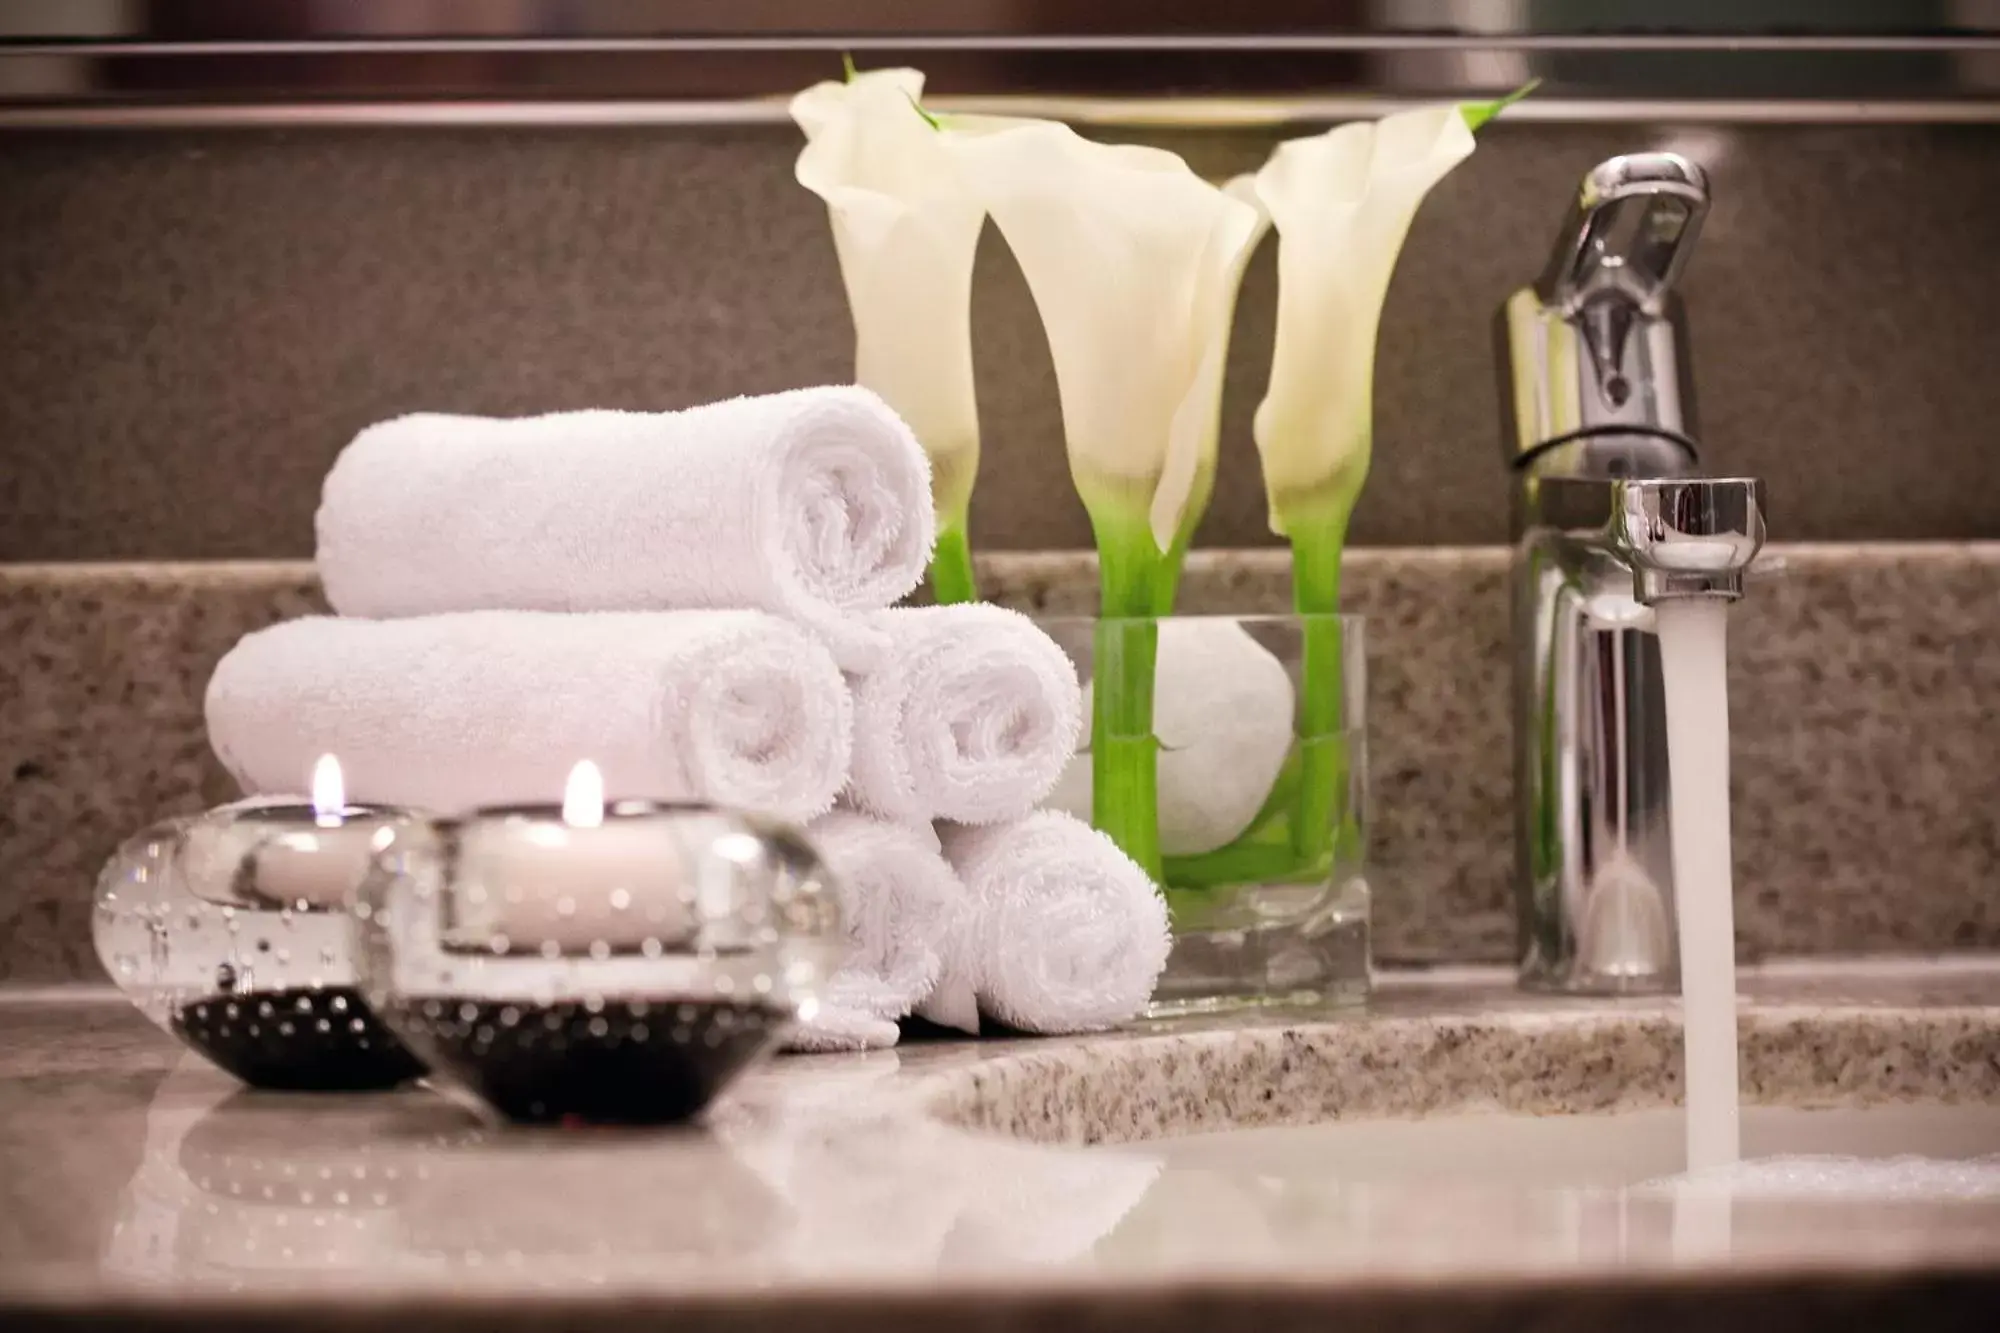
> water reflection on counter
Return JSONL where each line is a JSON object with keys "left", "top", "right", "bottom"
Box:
{"left": 101, "top": 1054, "right": 1164, "bottom": 1289}
{"left": 103, "top": 1057, "right": 2000, "bottom": 1290}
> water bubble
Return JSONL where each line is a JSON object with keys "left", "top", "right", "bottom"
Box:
{"left": 609, "top": 888, "right": 631, "bottom": 911}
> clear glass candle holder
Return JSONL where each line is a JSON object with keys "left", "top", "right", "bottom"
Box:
{"left": 1035, "top": 613, "right": 1369, "bottom": 1015}
{"left": 92, "top": 802, "right": 427, "bottom": 1090}
{"left": 352, "top": 803, "right": 843, "bottom": 1126}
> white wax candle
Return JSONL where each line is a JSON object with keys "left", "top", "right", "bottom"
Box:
{"left": 183, "top": 807, "right": 396, "bottom": 913}
{"left": 443, "top": 816, "right": 709, "bottom": 954}
{"left": 255, "top": 821, "right": 387, "bottom": 910}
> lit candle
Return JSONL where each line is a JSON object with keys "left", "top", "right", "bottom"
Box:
{"left": 441, "top": 762, "right": 707, "bottom": 955}
{"left": 185, "top": 756, "right": 402, "bottom": 912}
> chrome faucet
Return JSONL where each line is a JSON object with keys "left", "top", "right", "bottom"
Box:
{"left": 1499, "top": 153, "right": 1766, "bottom": 994}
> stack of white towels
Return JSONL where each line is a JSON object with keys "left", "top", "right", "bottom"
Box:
{"left": 204, "top": 386, "right": 1171, "bottom": 1050}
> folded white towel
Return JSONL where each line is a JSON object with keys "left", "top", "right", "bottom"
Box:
{"left": 783, "top": 1002, "right": 902, "bottom": 1054}
{"left": 939, "top": 811, "right": 1170, "bottom": 1034}
{"left": 206, "top": 611, "right": 851, "bottom": 822}
{"left": 803, "top": 810, "right": 963, "bottom": 1024}
{"left": 913, "top": 937, "right": 981, "bottom": 1036}
{"left": 846, "top": 605, "right": 1082, "bottom": 826}
{"left": 315, "top": 387, "right": 935, "bottom": 670}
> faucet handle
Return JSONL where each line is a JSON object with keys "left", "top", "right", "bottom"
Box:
{"left": 1537, "top": 154, "right": 1710, "bottom": 316}
{"left": 1501, "top": 152, "right": 1709, "bottom": 468}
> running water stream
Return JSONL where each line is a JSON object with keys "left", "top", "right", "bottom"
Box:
{"left": 1653, "top": 599, "right": 1742, "bottom": 1171}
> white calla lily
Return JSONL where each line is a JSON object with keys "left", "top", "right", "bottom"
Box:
{"left": 791, "top": 69, "right": 987, "bottom": 568}
{"left": 1250, "top": 105, "right": 1475, "bottom": 535}
{"left": 946, "top": 117, "right": 1266, "bottom": 559}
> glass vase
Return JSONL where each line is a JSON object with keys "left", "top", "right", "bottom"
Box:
{"left": 91, "top": 803, "right": 427, "bottom": 1090}
{"left": 1035, "top": 613, "right": 1368, "bottom": 1014}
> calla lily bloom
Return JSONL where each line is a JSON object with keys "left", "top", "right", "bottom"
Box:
{"left": 946, "top": 117, "right": 1266, "bottom": 567}
{"left": 1249, "top": 104, "right": 1479, "bottom": 866}
{"left": 945, "top": 115, "right": 1266, "bottom": 880}
{"left": 1250, "top": 105, "right": 1476, "bottom": 541}
{"left": 792, "top": 68, "right": 987, "bottom": 600}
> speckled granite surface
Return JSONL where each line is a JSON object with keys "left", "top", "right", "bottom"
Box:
{"left": 3, "top": 123, "right": 1999, "bottom": 561}
{"left": 5, "top": 545, "right": 2000, "bottom": 983}
{"left": 2, "top": 963, "right": 1999, "bottom": 1330}
{"left": 922, "top": 962, "right": 2000, "bottom": 1145}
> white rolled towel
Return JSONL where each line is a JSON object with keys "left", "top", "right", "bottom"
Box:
{"left": 803, "top": 810, "right": 963, "bottom": 1021}
{"left": 315, "top": 387, "right": 935, "bottom": 670}
{"left": 783, "top": 1003, "right": 902, "bottom": 1055}
{"left": 206, "top": 611, "right": 851, "bottom": 823}
{"left": 847, "top": 605, "right": 1082, "bottom": 826}
{"left": 938, "top": 811, "right": 1170, "bottom": 1035}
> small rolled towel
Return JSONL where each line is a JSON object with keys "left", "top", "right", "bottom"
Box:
{"left": 938, "top": 811, "right": 1170, "bottom": 1034}
{"left": 315, "top": 387, "right": 935, "bottom": 670}
{"left": 206, "top": 611, "right": 851, "bottom": 823}
{"left": 847, "top": 605, "right": 1082, "bottom": 826}
{"left": 784, "top": 1002, "right": 902, "bottom": 1054}
{"left": 803, "top": 810, "right": 962, "bottom": 1021}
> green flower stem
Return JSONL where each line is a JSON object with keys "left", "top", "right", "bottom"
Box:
{"left": 1090, "top": 508, "right": 1179, "bottom": 884}
{"left": 928, "top": 522, "right": 980, "bottom": 605}
{"left": 1288, "top": 506, "right": 1353, "bottom": 863}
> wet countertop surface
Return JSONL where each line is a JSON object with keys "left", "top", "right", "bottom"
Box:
{"left": 5, "top": 962, "right": 2000, "bottom": 1330}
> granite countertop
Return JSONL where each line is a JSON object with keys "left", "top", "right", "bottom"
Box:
{"left": 5, "top": 961, "right": 2000, "bottom": 1331}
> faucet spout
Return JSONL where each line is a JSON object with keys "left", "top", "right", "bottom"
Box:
{"left": 1613, "top": 477, "right": 1766, "bottom": 604}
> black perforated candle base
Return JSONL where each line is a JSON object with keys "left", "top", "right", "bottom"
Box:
{"left": 387, "top": 997, "right": 788, "bottom": 1125}
{"left": 171, "top": 987, "right": 427, "bottom": 1091}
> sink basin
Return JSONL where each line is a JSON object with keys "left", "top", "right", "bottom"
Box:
{"left": 1136, "top": 1104, "right": 2000, "bottom": 1191}
{"left": 1087, "top": 1105, "right": 2000, "bottom": 1273}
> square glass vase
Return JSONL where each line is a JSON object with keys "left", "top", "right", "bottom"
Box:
{"left": 1035, "top": 613, "right": 1368, "bottom": 1015}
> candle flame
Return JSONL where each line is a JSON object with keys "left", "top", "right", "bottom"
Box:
{"left": 562, "top": 760, "right": 605, "bottom": 828}
{"left": 310, "top": 754, "right": 345, "bottom": 826}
